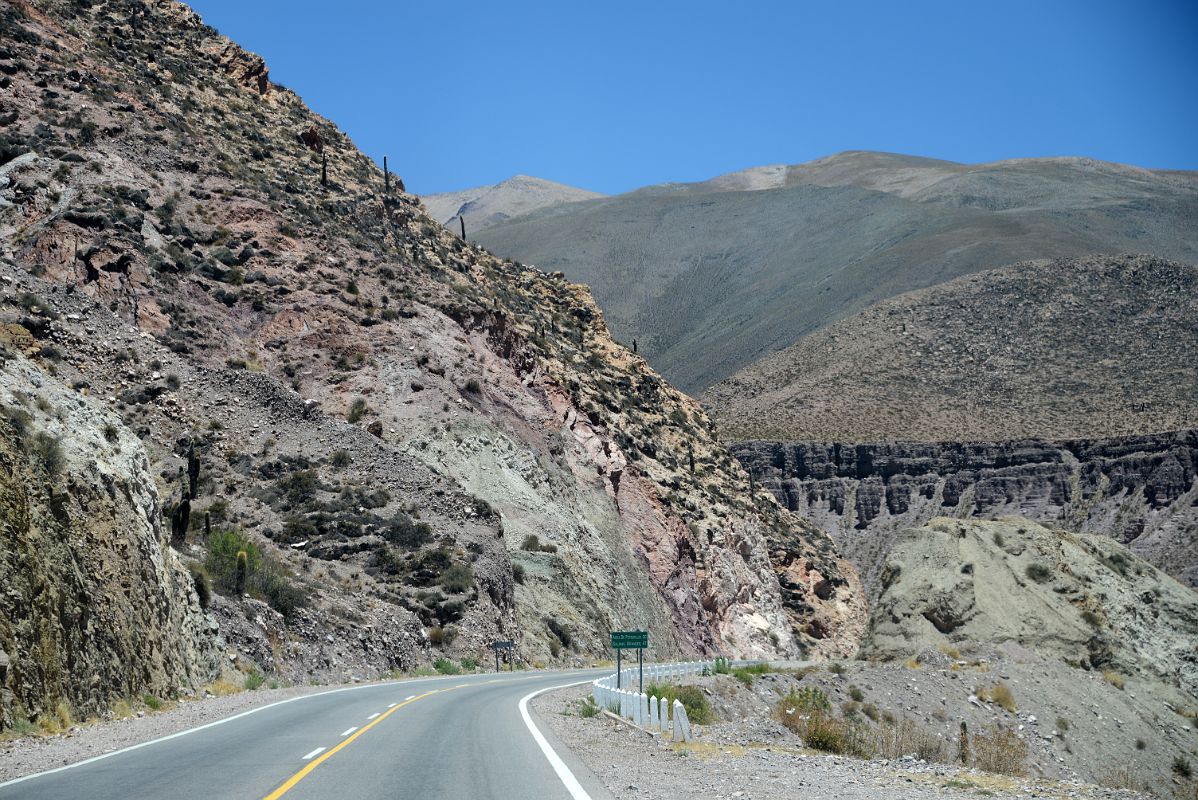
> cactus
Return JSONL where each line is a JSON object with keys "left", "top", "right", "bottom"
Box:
{"left": 459, "top": 216, "right": 466, "bottom": 238}
{"left": 958, "top": 720, "right": 970, "bottom": 765}
{"left": 186, "top": 439, "right": 200, "bottom": 499}
{"left": 383, "top": 155, "right": 389, "bottom": 194}
{"left": 633, "top": 339, "right": 638, "bottom": 354}
{"left": 170, "top": 490, "right": 190, "bottom": 546}
{"left": 321, "top": 151, "right": 327, "bottom": 187}
{"left": 235, "top": 549, "right": 248, "bottom": 595}
{"left": 688, "top": 444, "right": 695, "bottom": 474}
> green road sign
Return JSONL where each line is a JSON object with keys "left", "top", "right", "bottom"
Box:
{"left": 610, "top": 630, "right": 648, "bottom": 649}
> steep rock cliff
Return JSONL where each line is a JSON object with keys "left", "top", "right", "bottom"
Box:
{"left": 0, "top": 351, "right": 219, "bottom": 730}
{"left": 733, "top": 432, "right": 1198, "bottom": 595}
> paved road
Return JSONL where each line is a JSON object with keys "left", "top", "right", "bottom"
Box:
{"left": 0, "top": 669, "right": 615, "bottom": 800}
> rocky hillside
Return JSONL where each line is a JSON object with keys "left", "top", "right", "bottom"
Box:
{"left": 0, "top": 0, "right": 863, "bottom": 716}
{"left": 475, "top": 154, "right": 1198, "bottom": 392}
{"left": 422, "top": 175, "right": 602, "bottom": 235}
{"left": 864, "top": 517, "right": 1198, "bottom": 700}
{"left": 0, "top": 349, "right": 219, "bottom": 730}
{"left": 707, "top": 255, "right": 1198, "bottom": 442}
{"left": 733, "top": 431, "right": 1198, "bottom": 594}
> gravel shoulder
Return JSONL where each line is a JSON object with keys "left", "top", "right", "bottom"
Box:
{"left": 532, "top": 673, "right": 1161, "bottom": 800}
{"left": 0, "top": 682, "right": 338, "bottom": 782}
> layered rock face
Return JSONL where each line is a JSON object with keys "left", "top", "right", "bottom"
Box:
{"left": 733, "top": 432, "right": 1198, "bottom": 595}
{"left": 0, "top": 0, "right": 864, "bottom": 692}
{"left": 864, "top": 518, "right": 1198, "bottom": 697}
{"left": 0, "top": 353, "right": 219, "bottom": 729}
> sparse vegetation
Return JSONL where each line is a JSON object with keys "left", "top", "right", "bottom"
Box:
{"left": 645, "top": 682, "right": 712, "bottom": 725}
{"left": 976, "top": 682, "right": 1016, "bottom": 713}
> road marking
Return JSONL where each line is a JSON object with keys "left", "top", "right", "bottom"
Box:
{"left": 387, "top": 703, "right": 397, "bottom": 708}
{"left": 0, "top": 675, "right": 474, "bottom": 792}
{"left": 263, "top": 689, "right": 443, "bottom": 800}
{"left": 301, "top": 747, "right": 326, "bottom": 760}
{"left": 404, "top": 694, "right": 415, "bottom": 701}
{"left": 367, "top": 713, "right": 380, "bottom": 719}
{"left": 519, "top": 681, "right": 597, "bottom": 800}
{"left": 339, "top": 727, "right": 358, "bottom": 736}
{"left": 261, "top": 672, "right": 570, "bottom": 800}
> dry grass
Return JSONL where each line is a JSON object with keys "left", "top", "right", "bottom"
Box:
{"left": 969, "top": 725, "right": 1028, "bottom": 776}
{"left": 1102, "top": 670, "right": 1125, "bottom": 690}
{"left": 205, "top": 678, "right": 243, "bottom": 697}
{"left": 937, "top": 644, "right": 961, "bottom": 660}
{"left": 977, "top": 682, "right": 1016, "bottom": 713}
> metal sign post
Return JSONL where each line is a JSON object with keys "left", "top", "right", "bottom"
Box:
{"left": 610, "top": 631, "right": 649, "bottom": 693}
{"left": 492, "top": 640, "right": 514, "bottom": 673}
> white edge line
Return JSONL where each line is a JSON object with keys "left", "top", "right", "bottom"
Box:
{"left": 518, "top": 680, "right": 595, "bottom": 800}
{"left": 301, "top": 747, "right": 326, "bottom": 760}
{"left": 339, "top": 726, "right": 358, "bottom": 736}
{"left": 0, "top": 671, "right": 512, "bottom": 790}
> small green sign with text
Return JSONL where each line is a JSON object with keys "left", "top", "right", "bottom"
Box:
{"left": 610, "top": 630, "right": 648, "bottom": 649}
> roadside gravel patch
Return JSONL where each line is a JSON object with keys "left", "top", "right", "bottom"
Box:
{"left": 532, "top": 685, "right": 1152, "bottom": 800}
{"left": 0, "top": 683, "right": 332, "bottom": 781}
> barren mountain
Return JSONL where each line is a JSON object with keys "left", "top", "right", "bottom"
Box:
{"left": 422, "top": 175, "right": 602, "bottom": 235}
{"left": 0, "top": 0, "right": 862, "bottom": 728}
{"left": 706, "top": 254, "right": 1198, "bottom": 443}
{"left": 474, "top": 153, "right": 1198, "bottom": 392}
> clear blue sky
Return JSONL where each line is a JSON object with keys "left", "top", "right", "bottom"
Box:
{"left": 187, "top": 0, "right": 1197, "bottom": 196}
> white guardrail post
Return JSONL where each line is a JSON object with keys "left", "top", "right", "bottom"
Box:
{"left": 592, "top": 658, "right": 741, "bottom": 742}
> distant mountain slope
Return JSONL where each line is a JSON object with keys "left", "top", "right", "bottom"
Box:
{"left": 474, "top": 152, "right": 1198, "bottom": 392}
{"left": 422, "top": 175, "right": 603, "bottom": 234}
{"left": 705, "top": 254, "right": 1198, "bottom": 442}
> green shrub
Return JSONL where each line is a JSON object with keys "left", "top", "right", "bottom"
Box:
{"left": 849, "top": 685, "right": 865, "bottom": 702}
{"left": 783, "top": 686, "right": 830, "bottom": 714}
{"left": 206, "top": 530, "right": 262, "bottom": 593}
{"left": 142, "top": 695, "right": 162, "bottom": 711}
{"left": 244, "top": 669, "right": 265, "bottom": 690}
{"left": 512, "top": 563, "right": 525, "bottom": 584}
{"left": 644, "top": 682, "right": 712, "bottom": 725}
{"left": 330, "top": 449, "right": 351, "bottom": 469}
{"left": 731, "top": 663, "right": 770, "bottom": 687}
{"left": 347, "top": 397, "right": 368, "bottom": 423}
{"left": 383, "top": 513, "right": 433, "bottom": 549}
{"left": 433, "top": 657, "right": 460, "bottom": 675}
{"left": 189, "top": 565, "right": 211, "bottom": 610}
{"left": 1174, "top": 756, "right": 1193, "bottom": 779}
{"left": 439, "top": 563, "right": 474, "bottom": 593}
{"left": 460, "top": 657, "right": 479, "bottom": 671}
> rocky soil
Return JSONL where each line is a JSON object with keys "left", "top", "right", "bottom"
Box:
{"left": 733, "top": 431, "right": 1198, "bottom": 590}
{"left": 707, "top": 254, "right": 1198, "bottom": 442}
{"left": 863, "top": 519, "right": 1198, "bottom": 699}
{"left": 535, "top": 651, "right": 1195, "bottom": 799}
{"left": 0, "top": 0, "right": 862, "bottom": 732}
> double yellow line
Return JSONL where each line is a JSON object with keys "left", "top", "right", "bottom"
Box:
{"left": 263, "top": 688, "right": 441, "bottom": 799}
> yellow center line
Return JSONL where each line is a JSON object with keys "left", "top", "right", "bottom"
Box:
{"left": 262, "top": 689, "right": 441, "bottom": 800}
{"left": 261, "top": 673, "right": 557, "bottom": 799}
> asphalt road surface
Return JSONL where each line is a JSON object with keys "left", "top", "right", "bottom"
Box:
{"left": 0, "top": 669, "right": 615, "bottom": 800}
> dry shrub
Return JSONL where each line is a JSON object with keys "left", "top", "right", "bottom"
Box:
{"left": 1102, "top": 670, "right": 1125, "bottom": 690}
{"left": 970, "top": 724, "right": 1028, "bottom": 776}
{"left": 874, "top": 716, "right": 948, "bottom": 762}
{"left": 977, "top": 681, "right": 1017, "bottom": 713}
